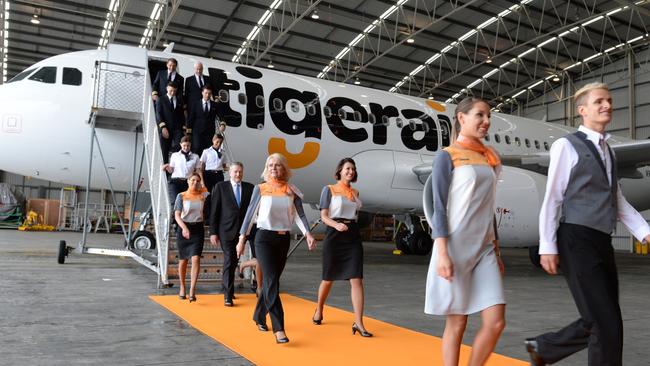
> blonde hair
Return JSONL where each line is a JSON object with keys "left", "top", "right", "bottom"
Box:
{"left": 261, "top": 153, "right": 292, "bottom": 181}
{"left": 574, "top": 82, "right": 609, "bottom": 107}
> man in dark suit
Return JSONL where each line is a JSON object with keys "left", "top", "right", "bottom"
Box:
{"left": 187, "top": 85, "right": 218, "bottom": 155}
{"left": 156, "top": 81, "right": 185, "bottom": 164}
{"left": 184, "top": 61, "right": 211, "bottom": 113}
{"left": 209, "top": 162, "right": 254, "bottom": 306}
{"left": 152, "top": 58, "right": 184, "bottom": 103}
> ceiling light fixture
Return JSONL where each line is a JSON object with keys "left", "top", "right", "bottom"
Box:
{"left": 311, "top": 9, "right": 319, "bottom": 19}
{"left": 406, "top": 38, "right": 415, "bottom": 44}
{"left": 267, "top": 60, "right": 275, "bottom": 68}
{"left": 552, "top": 74, "right": 560, "bottom": 82}
{"left": 30, "top": 14, "right": 40, "bottom": 25}
{"left": 427, "top": 94, "right": 434, "bottom": 100}
{"left": 485, "top": 57, "right": 492, "bottom": 64}
{"left": 354, "top": 78, "right": 361, "bottom": 85}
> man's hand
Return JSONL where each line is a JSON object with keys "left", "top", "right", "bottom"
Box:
{"left": 161, "top": 127, "right": 169, "bottom": 139}
{"left": 152, "top": 95, "right": 159, "bottom": 102}
{"left": 210, "top": 234, "right": 220, "bottom": 246}
{"left": 540, "top": 254, "right": 559, "bottom": 275}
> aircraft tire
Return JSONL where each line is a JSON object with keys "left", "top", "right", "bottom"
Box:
{"left": 130, "top": 231, "right": 156, "bottom": 250}
{"left": 407, "top": 231, "right": 433, "bottom": 255}
{"left": 528, "top": 245, "right": 542, "bottom": 268}
{"left": 57, "top": 240, "right": 67, "bottom": 264}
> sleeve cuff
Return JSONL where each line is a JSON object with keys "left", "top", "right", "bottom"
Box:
{"left": 185, "top": 128, "right": 192, "bottom": 134}
{"left": 152, "top": 91, "right": 158, "bottom": 96}
{"left": 158, "top": 122, "right": 166, "bottom": 128}
{"left": 538, "top": 241, "right": 559, "bottom": 255}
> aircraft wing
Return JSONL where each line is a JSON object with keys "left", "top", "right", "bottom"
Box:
{"left": 412, "top": 139, "right": 650, "bottom": 180}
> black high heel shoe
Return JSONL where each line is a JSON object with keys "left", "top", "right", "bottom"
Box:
{"left": 275, "top": 332, "right": 289, "bottom": 344}
{"left": 255, "top": 322, "right": 268, "bottom": 332}
{"left": 188, "top": 295, "right": 197, "bottom": 303}
{"left": 179, "top": 294, "right": 187, "bottom": 300}
{"left": 312, "top": 310, "right": 323, "bottom": 325}
{"left": 352, "top": 323, "right": 373, "bottom": 337}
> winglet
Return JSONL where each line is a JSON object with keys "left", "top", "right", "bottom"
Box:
{"left": 163, "top": 42, "right": 175, "bottom": 53}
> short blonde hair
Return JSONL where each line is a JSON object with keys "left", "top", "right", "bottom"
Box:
{"left": 574, "top": 82, "right": 609, "bottom": 107}
{"left": 261, "top": 153, "right": 292, "bottom": 181}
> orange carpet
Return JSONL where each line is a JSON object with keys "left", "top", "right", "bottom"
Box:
{"left": 150, "top": 293, "right": 527, "bottom": 366}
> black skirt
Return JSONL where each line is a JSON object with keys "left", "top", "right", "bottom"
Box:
{"left": 177, "top": 221, "right": 204, "bottom": 259}
{"left": 322, "top": 222, "right": 363, "bottom": 280}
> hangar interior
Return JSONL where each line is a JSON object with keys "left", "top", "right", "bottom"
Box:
{"left": 1, "top": 0, "right": 648, "bottom": 250}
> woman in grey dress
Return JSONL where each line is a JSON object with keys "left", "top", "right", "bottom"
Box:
{"left": 425, "top": 97, "right": 505, "bottom": 366}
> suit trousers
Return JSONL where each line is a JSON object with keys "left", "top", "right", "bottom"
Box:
{"left": 534, "top": 223, "right": 622, "bottom": 366}
{"left": 253, "top": 229, "right": 290, "bottom": 332}
{"left": 220, "top": 238, "right": 238, "bottom": 301}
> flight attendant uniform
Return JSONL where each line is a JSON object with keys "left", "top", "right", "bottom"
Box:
{"left": 424, "top": 144, "right": 505, "bottom": 315}
{"left": 240, "top": 179, "right": 310, "bottom": 332}
{"left": 174, "top": 188, "right": 209, "bottom": 259}
{"left": 168, "top": 150, "right": 201, "bottom": 207}
{"left": 319, "top": 183, "right": 363, "bottom": 280}
{"left": 200, "top": 146, "right": 228, "bottom": 194}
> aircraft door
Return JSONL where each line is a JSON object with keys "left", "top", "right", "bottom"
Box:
{"left": 351, "top": 149, "right": 395, "bottom": 212}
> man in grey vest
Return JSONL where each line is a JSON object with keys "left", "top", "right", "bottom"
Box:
{"left": 524, "top": 82, "right": 650, "bottom": 366}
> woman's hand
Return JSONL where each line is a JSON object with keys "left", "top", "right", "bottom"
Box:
{"left": 182, "top": 228, "right": 190, "bottom": 240}
{"left": 236, "top": 236, "right": 246, "bottom": 258}
{"left": 306, "top": 233, "right": 316, "bottom": 251}
{"left": 334, "top": 222, "right": 348, "bottom": 232}
{"left": 437, "top": 252, "right": 454, "bottom": 282}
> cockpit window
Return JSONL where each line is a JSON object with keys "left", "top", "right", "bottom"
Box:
{"left": 28, "top": 67, "right": 57, "bottom": 84}
{"left": 8, "top": 68, "right": 36, "bottom": 83}
{"left": 62, "top": 68, "right": 82, "bottom": 86}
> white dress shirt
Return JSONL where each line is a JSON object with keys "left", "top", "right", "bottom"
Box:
{"left": 169, "top": 151, "right": 200, "bottom": 179}
{"left": 195, "top": 74, "right": 204, "bottom": 88}
{"left": 200, "top": 147, "right": 228, "bottom": 171}
{"left": 539, "top": 125, "right": 650, "bottom": 254}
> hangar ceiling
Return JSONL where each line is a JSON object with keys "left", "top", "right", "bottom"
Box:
{"left": 1, "top": 0, "right": 649, "bottom": 111}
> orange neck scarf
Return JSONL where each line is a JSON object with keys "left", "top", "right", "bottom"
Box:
{"left": 266, "top": 177, "right": 291, "bottom": 195}
{"left": 335, "top": 181, "right": 356, "bottom": 201}
{"left": 182, "top": 186, "right": 207, "bottom": 200}
{"left": 454, "top": 136, "right": 500, "bottom": 167}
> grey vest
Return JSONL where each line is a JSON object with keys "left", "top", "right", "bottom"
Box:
{"left": 560, "top": 131, "right": 618, "bottom": 234}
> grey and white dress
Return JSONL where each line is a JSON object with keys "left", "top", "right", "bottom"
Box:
{"left": 424, "top": 146, "right": 505, "bottom": 315}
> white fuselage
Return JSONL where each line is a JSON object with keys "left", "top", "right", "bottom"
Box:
{"left": 1, "top": 45, "right": 649, "bottom": 246}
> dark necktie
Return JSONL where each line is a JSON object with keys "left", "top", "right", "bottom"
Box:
{"left": 204, "top": 101, "right": 208, "bottom": 113}
{"left": 170, "top": 96, "right": 175, "bottom": 109}
{"left": 199, "top": 76, "right": 203, "bottom": 88}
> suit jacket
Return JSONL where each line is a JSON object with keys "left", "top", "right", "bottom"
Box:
{"left": 210, "top": 181, "right": 254, "bottom": 242}
{"left": 155, "top": 95, "right": 185, "bottom": 134}
{"left": 184, "top": 74, "right": 211, "bottom": 107}
{"left": 187, "top": 99, "right": 218, "bottom": 136}
{"left": 152, "top": 70, "right": 184, "bottom": 100}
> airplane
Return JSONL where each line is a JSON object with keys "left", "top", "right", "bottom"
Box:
{"left": 1, "top": 43, "right": 649, "bottom": 263}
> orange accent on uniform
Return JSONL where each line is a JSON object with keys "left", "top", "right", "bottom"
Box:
{"left": 181, "top": 187, "right": 208, "bottom": 201}
{"left": 259, "top": 179, "right": 292, "bottom": 197}
{"left": 453, "top": 138, "right": 501, "bottom": 167}
{"left": 267, "top": 138, "right": 320, "bottom": 169}
{"left": 444, "top": 146, "right": 493, "bottom": 168}
{"left": 329, "top": 182, "right": 358, "bottom": 202}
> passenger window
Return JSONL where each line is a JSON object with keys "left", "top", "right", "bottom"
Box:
{"left": 272, "top": 98, "right": 284, "bottom": 112}
{"left": 494, "top": 134, "right": 501, "bottom": 143}
{"left": 505, "top": 135, "right": 511, "bottom": 144}
{"left": 534, "top": 140, "right": 540, "bottom": 149}
{"left": 338, "top": 108, "right": 347, "bottom": 119}
{"left": 395, "top": 118, "right": 404, "bottom": 128}
{"left": 306, "top": 104, "right": 316, "bottom": 116}
{"left": 368, "top": 114, "right": 377, "bottom": 125}
{"left": 238, "top": 93, "right": 247, "bottom": 105}
{"left": 381, "top": 115, "right": 390, "bottom": 126}
{"left": 62, "top": 68, "right": 82, "bottom": 86}
{"left": 323, "top": 106, "right": 332, "bottom": 118}
{"left": 8, "top": 68, "right": 36, "bottom": 83}
{"left": 218, "top": 90, "right": 229, "bottom": 103}
{"left": 353, "top": 111, "right": 362, "bottom": 122}
{"left": 290, "top": 100, "right": 300, "bottom": 113}
{"left": 408, "top": 120, "right": 417, "bottom": 131}
{"left": 525, "top": 138, "right": 530, "bottom": 148}
{"left": 544, "top": 141, "right": 550, "bottom": 151}
{"left": 255, "top": 95, "right": 265, "bottom": 108}
{"left": 422, "top": 122, "right": 430, "bottom": 133}
{"left": 29, "top": 67, "right": 57, "bottom": 84}
{"left": 514, "top": 137, "right": 521, "bottom": 146}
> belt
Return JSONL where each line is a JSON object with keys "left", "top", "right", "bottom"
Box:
{"left": 170, "top": 177, "right": 187, "bottom": 181}
{"left": 333, "top": 218, "right": 355, "bottom": 224}
{"left": 261, "top": 228, "right": 288, "bottom": 235}
{"left": 205, "top": 169, "right": 223, "bottom": 173}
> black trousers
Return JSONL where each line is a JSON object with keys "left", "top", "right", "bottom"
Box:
{"left": 253, "top": 229, "right": 290, "bottom": 332}
{"left": 203, "top": 170, "right": 224, "bottom": 194}
{"left": 159, "top": 130, "right": 183, "bottom": 164}
{"left": 534, "top": 223, "right": 622, "bottom": 366}
{"left": 168, "top": 178, "right": 188, "bottom": 209}
{"left": 220, "top": 238, "right": 238, "bottom": 301}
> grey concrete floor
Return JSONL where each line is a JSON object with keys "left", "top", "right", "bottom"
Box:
{"left": 1, "top": 229, "right": 650, "bottom": 365}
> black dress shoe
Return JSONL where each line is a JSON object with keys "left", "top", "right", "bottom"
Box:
{"left": 524, "top": 339, "right": 547, "bottom": 366}
{"left": 275, "top": 336, "right": 289, "bottom": 344}
{"left": 224, "top": 299, "right": 234, "bottom": 307}
{"left": 256, "top": 323, "right": 268, "bottom": 332}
